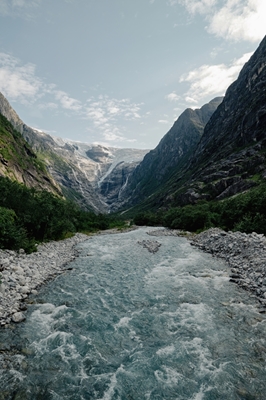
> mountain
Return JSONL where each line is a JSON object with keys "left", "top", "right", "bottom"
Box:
{"left": 116, "top": 97, "right": 222, "bottom": 211}
{"left": 0, "top": 112, "right": 60, "bottom": 194}
{"left": 176, "top": 34, "right": 266, "bottom": 204}
{"left": 0, "top": 92, "right": 148, "bottom": 212}
{"left": 121, "top": 35, "right": 266, "bottom": 214}
{"left": 41, "top": 139, "right": 148, "bottom": 212}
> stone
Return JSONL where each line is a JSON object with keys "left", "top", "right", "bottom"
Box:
{"left": 13, "top": 265, "right": 24, "bottom": 275}
{"left": 19, "top": 286, "right": 30, "bottom": 294}
{"left": 11, "top": 312, "right": 26, "bottom": 323}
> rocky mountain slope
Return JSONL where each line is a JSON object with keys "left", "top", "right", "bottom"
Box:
{"left": 176, "top": 34, "right": 266, "bottom": 205}
{"left": 0, "top": 112, "right": 60, "bottom": 194}
{"left": 0, "top": 92, "right": 148, "bottom": 212}
{"left": 115, "top": 97, "right": 222, "bottom": 211}
{"left": 120, "top": 35, "right": 266, "bottom": 213}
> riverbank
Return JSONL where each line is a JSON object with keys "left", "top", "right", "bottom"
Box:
{"left": 190, "top": 228, "right": 266, "bottom": 310}
{"left": 0, "top": 233, "right": 89, "bottom": 326}
{"left": 0, "top": 226, "right": 139, "bottom": 327}
{"left": 147, "top": 227, "right": 266, "bottom": 310}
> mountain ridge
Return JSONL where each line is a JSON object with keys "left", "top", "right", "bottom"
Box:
{"left": 114, "top": 97, "right": 223, "bottom": 211}
{"left": 119, "top": 35, "right": 266, "bottom": 214}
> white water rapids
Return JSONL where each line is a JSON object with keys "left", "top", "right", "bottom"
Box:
{"left": 0, "top": 227, "right": 266, "bottom": 399}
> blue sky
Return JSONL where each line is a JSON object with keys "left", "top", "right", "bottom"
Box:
{"left": 0, "top": 0, "right": 265, "bottom": 149}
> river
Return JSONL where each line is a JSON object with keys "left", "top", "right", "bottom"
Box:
{"left": 0, "top": 227, "right": 266, "bottom": 399}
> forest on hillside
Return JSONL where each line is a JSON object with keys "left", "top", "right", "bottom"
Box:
{"left": 0, "top": 177, "right": 125, "bottom": 252}
{"left": 134, "top": 184, "right": 266, "bottom": 235}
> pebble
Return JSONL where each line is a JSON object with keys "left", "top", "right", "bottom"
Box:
{"left": 0, "top": 233, "right": 88, "bottom": 326}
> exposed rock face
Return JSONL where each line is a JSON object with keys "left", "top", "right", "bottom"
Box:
{"left": 0, "top": 92, "right": 148, "bottom": 212}
{"left": 43, "top": 141, "right": 148, "bottom": 212}
{"left": 176, "top": 35, "right": 266, "bottom": 204}
{"left": 99, "top": 161, "right": 139, "bottom": 208}
{"left": 120, "top": 35, "right": 266, "bottom": 212}
{"left": 117, "top": 97, "right": 222, "bottom": 209}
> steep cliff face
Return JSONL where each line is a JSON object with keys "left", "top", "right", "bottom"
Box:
{"left": 119, "top": 36, "right": 266, "bottom": 213}
{"left": 117, "top": 97, "right": 222, "bottom": 210}
{"left": 175, "top": 35, "right": 266, "bottom": 204}
{"left": 194, "top": 38, "right": 266, "bottom": 164}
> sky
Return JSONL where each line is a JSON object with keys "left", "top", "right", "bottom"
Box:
{"left": 0, "top": 0, "right": 265, "bottom": 149}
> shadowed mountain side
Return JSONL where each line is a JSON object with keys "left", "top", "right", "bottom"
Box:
{"left": 114, "top": 97, "right": 223, "bottom": 211}
{"left": 119, "top": 36, "right": 266, "bottom": 214}
{"left": 176, "top": 35, "right": 266, "bottom": 204}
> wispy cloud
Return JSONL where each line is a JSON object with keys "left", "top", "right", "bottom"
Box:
{"left": 0, "top": 52, "right": 83, "bottom": 114}
{"left": 180, "top": 52, "right": 252, "bottom": 103}
{"left": 85, "top": 96, "right": 142, "bottom": 143}
{"left": 0, "top": 53, "right": 42, "bottom": 103}
{"left": 176, "top": 0, "right": 266, "bottom": 42}
{"left": 167, "top": 0, "right": 178, "bottom": 6}
{"left": 177, "top": 0, "right": 216, "bottom": 14}
{"left": 54, "top": 90, "right": 82, "bottom": 112}
{"left": 0, "top": 51, "right": 145, "bottom": 145}
{"left": 165, "top": 92, "right": 180, "bottom": 102}
{"left": 0, "top": 0, "right": 41, "bottom": 18}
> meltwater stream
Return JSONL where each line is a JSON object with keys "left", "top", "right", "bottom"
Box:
{"left": 0, "top": 227, "right": 266, "bottom": 399}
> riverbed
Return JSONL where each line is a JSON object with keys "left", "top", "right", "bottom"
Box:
{"left": 0, "top": 227, "right": 266, "bottom": 399}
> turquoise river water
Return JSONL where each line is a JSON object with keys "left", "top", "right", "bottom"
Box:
{"left": 0, "top": 227, "right": 266, "bottom": 399}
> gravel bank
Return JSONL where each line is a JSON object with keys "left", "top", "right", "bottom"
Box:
{"left": 0, "top": 233, "right": 88, "bottom": 326}
{"left": 190, "top": 228, "right": 266, "bottom": 310}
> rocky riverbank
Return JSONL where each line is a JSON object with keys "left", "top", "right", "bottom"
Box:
{"left": 190, "top": 228, "right": 266, "bottom": 310}
{"left": 0, "top": 233, "right": 88, "bottom": 326}
{"left": 147, "top": 227, "right": 266, "bottom": 310}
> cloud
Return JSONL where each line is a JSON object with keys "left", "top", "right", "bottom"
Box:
{"left": 54, "top": 90, "right": 82, "bottom": 112}
{"left": 0, "top": 51, "right": 144, "bottom": 145}
{"left": 180, "top": 52, "right": 252, "bottom": 103}
{"left": 0, "top": 53, "right": 42, "bottom": 103}
{"left": 178, "top": 0, "right": 216, "bottom": 14}
{"left": 0, "top": 52, "right": 84, "bottom": 113}
{"left": 165, "top": 92, "right": 180, "bottom": 102}
{"left": 0, "top": 0, "right": 41, "bottom": 18}
{"left": 168, "top": 0, "right": 178, "bottom": 5}
{"left": 85, "top": 96, "right": 143, "bottom": 143}
{"left": 208, "top": 0, "right": 266, "bottom": 42}
{"left": 185, "top": 96, "right": 198, "bottom": 104}
{"left": 177, "top": 0, "right": 266, "bottom": 42}
{"left": 38, "top": 102, "right": 58, "bottom": 110}
{"left": 158, "top": 119, "right": 169, "bottom": 124}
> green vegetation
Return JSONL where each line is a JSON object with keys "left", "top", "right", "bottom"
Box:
{"left": 0, "top": 113, "right": 47, "bottom": 174}
{"left": 133, "top": 184, "right": 266, "bottom": 235}
{"left": 0, "top": 176, "right": 125, "bottom": 252}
